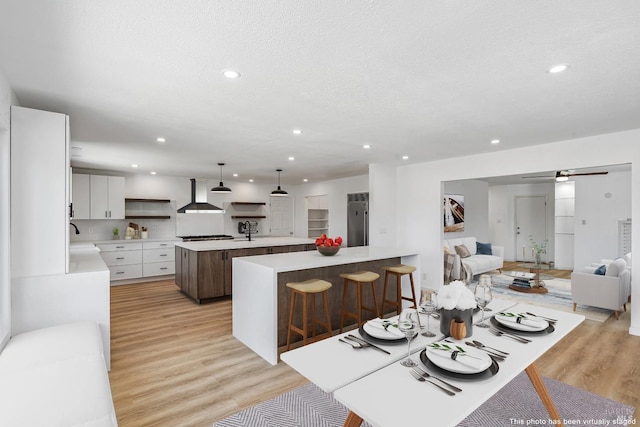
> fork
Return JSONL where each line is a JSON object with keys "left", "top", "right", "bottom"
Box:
{"left": 489, "top": 327, "right": 531, "bottom": 343}
{"left": 409, "top": 370, "right": 455, "bottom": 395}
{"left": 338, "top": 338, "right": 363, "bottom": 349}
{"left": 413, "top": 366, "right": 462, "bottom": 392}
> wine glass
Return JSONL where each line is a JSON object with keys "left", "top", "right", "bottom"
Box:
{"left": 397, "top": 308, "right": 419, "bottom": 367}
{"left": 474, "top": 281, "right": 493, "bottom": 328}
{"left": 479, "top": 275, "right": 492, "bottom": 312}
{"left": 419, "top": 290, "right": 437, "bottom": 337}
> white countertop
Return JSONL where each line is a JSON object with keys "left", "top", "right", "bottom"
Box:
{"left": 175, "top": 237, "right": 315, "bottom": 251}
{"left": 233, "top": 245, "right": 420, "bottom": 273}
{"left": 69, "top": 245, "right": 109, "bottom": 274}
{"left": 88, "top": 237, "right": 181, "bottom": 245}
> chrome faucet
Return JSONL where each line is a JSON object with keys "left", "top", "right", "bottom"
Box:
{"left": 70, "top": 223, "right": 80, "bottom": 234}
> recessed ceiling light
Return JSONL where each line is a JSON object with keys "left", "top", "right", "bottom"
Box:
{"left": 156, "top": 137, "right": 166, "bottom": 143}
{"left": 491, "top": 139, "right": 500, "bottom": 144}
{"left": 222, "top": 69, "right": 241, "bottom": 79}
{"left": 402, "top": 155, "right": 409, "bottom": 160}
{"left": 132, "top": 164, "right": 138, "bottom": 168}
{"left": 547, "top": 64, "right": 569, "bottom": 74}
{"left": 150, "top": 171, "right": 156, "bottom": 175}
{"left": 303, "top": 178, "right": 308, "bottom": 182}
{"left": 233, "top": 173, "right": 238, "bottom": 177}
{"left": 292, "top": 129, "right": 303, "bottom": 135}
{"left": 249, "top": 179, "right": 254, "bottom": 183}
{"left": 363, "top": 144, "right": 371, "bottom": 149}
{"left": 288, "top": 156, "right": 295, "bottom": 161}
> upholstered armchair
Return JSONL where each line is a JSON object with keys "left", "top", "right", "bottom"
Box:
{"left": 571, "top": 258, "right": 630, "bottom": 320}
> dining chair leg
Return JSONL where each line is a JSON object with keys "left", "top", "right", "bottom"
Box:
{"left": 525, "top": 363, "right": 562, "bottom": 425}
{"left": 343, "top": 411, "right": 364, "bottom": 427}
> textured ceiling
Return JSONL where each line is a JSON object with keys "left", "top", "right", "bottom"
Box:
{"left": 1, "top": 1, "right": 639, "bottom": 185}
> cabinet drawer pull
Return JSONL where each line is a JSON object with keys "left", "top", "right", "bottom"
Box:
{"left": 160, "top": 267, "right": 168, "bottom": 270}
{"left": 116, "top": 257, "right": 125, "bottom": 260}
{"left": 160, "top": 254, "right": 167, "bottom": 257}
{"left": 116, "top": 271, "right": 124, "bottom": 274}
{"left": 116, "top": 246, "right": 125, "bottom": 249}
{"left": 160, "top": 244, "right": 167, "bottom": 246}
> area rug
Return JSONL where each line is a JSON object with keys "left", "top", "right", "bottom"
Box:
{"left": 213, "top": 372, "right": 635, "bottom": 427}
{"left": 478, "top": 272, "right": 614, "bottom": 322}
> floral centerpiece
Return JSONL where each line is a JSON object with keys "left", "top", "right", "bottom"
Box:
{"left": 529, "top": 235, "right": 548, "bottom": 265}
{"left": 437, "top": 280, "right": 477, "bottom": 338}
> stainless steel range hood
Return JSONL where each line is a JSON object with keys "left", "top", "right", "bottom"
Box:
{"left": 177, "top": 179, "right": 225, "bottom": 213}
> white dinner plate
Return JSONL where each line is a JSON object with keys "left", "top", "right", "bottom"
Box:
{"left": 495, "top": 313, "right": 549, "bottom": 332}
{"left": 362, "top": 319, "right": 405, "bottom": 341}
{"left": 425, "top": 342, "right": 492, "bottom": 374}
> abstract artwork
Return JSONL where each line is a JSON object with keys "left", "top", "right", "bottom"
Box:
{"left": 444, "top": 194, "right": 464, "bottom": 232}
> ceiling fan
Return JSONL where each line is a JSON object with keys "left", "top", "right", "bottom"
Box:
{"left": 522, "top": 170, "right": 609, "bottom": 181}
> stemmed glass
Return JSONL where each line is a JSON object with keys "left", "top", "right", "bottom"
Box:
{"left": 419, "top": 290, "right": 438, "bottom": 337}
{"left": 397, "top": 308, "right": 419, "bottom": 367}
{"left": 479, "top": 275, "right": 492, "bottom": 312}
{"left": 474, "top": 280, "right": 493, "bottom": 328}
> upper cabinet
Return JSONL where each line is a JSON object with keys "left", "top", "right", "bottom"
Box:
{"left": 11, "top": 107, "right": 70, "bottom": 277}
{"left": 72, "top": 174, "right": 125, "bottom": 219}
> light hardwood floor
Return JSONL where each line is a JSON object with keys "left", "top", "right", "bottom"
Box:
{"left": 109, "top": 269, "right": 639, "bottom": 426}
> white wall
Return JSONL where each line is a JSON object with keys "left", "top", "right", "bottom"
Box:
{"left": 0, "top": 69, "right": 18, "bottom": 350}
{"left": 385, "top": 130, "right": 640, "bottom": 336}
{"left": 574, "top": 171, "right": 632, "bottom": 270}
{"left": 488, "top": 182, "right": 556, "bottom": 262}
{"left": 444, "top": 180, "right": 490, "bottom": 242}
{"left": 291, "top": 174, "right": 368, "bottom": 244}
{"left": 368, "top": 164, "right": 396, "bottom": 247}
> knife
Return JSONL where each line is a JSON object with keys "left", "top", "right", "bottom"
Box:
{"left": 346, "top": 334, "right": 391, "bottom": 355}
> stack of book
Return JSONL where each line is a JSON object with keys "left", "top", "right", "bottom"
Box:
{"left": 511, "top": 271, "right": 535, "bottom": 288}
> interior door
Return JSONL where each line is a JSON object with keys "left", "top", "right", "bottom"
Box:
{"left": 270, "top": 196, "right": 294, "bottom": 236}
{"left": 515, "top": 195, "right": 548, "bottom": 262}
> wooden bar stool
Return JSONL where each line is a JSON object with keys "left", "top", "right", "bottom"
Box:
{"left": 286, "top": 279, "right": 333, "bottom": 351}
{"left": 380, "top": 264, "right": 418, "bottom": 316}
{"left": 339, "top": 271, "right": 380, "bottom": 332}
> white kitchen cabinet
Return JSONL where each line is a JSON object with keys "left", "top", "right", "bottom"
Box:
{"left": 97, "top": 240, "right": 175, "bottom": 281}
{"left": 97, "top": 242, "right": 142, "bottom": 281}
{"left": 90, "top": 175, "right": 125, "bottom": 219}
{"left": 10, "top": 106, "right": 70, "bottom": 277}
{"left": 306, "top": 195, "right": 329, "bottom": 239}
{"left": 71, "top": 173, "right": 90, "bottom": 219}
{"left": 142, "top": 240, "right": 176, "bottom": 277}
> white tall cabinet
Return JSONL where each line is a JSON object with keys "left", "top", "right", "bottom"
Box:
{"left": 10, "top": 106, "right": 70, "bottom": 277}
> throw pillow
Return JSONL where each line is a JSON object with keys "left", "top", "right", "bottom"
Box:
{"left": 454, "top": 244, "right": 471, "bottom": 258}
{"left": 594, "top": 265, "right": 606, "bottom": 275}
{"left": 476, "top": 241, "right": 493, "bottom": 255}
{"left": 444, "top": 246, "right": 452, "bottom": 255}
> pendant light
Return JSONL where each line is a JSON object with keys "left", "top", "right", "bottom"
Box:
{"left": 271, "top": 168, "right": 288, "bottom": 196}
{"left": 211, "top": 162, "right": 232, "bottom": 193}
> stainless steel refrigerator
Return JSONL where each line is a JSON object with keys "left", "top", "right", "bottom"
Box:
{"left": 347, "top": 193, "right": 369, "bottom": 247}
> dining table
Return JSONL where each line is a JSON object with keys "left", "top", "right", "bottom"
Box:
{"left": 281, "top": 298, "right": 585, "bottom": 427}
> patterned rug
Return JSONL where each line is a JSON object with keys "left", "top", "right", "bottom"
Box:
{"left": 213, "top": 372, "right": 635, "bottom": 427}
{"left": 478, "top": 272, "right": 614, "bottom": 322}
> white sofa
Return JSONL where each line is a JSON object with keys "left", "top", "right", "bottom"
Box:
{"left": 0, "top": 322, "right": 117, "bottom": 426}
{"left": 444, "top": 236, "right": 504, "bottom": 279}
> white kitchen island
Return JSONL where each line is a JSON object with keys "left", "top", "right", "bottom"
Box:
{"left": 232, "top": 246, "right": 420, "bottom": 365}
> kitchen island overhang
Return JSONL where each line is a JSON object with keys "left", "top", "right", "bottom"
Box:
{"left": 232, "top": 246, "right": 421, "bottom": 365}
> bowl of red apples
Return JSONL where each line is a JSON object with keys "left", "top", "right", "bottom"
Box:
{"left": 315, "top": 234, "right": 342, "bottom": 256}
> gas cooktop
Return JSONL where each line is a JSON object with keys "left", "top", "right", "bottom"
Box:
{"left": 178, "top": 235, "right": 234, "bottom": 242}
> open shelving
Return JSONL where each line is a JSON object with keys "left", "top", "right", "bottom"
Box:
{"left": 124, "top": 198, "right": 173, "bottom": 220}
